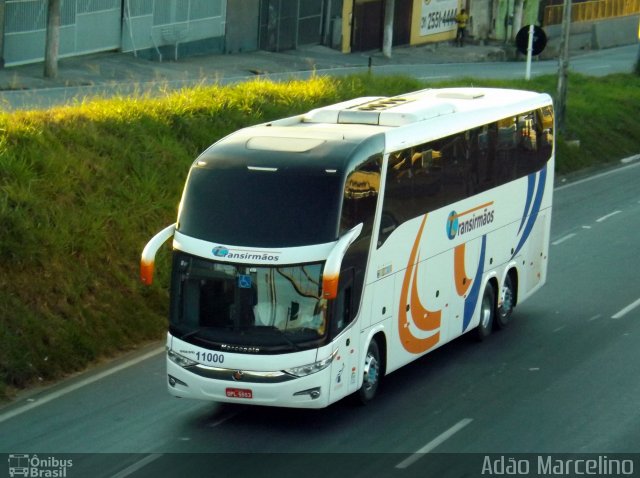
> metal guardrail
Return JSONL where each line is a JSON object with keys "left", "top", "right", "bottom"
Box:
{"left": 544, "top": 0, "right": 640, "bottom": 25}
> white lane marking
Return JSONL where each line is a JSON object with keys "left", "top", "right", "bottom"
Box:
{"left": 588, "top": 314, "right": 602, "bottom": 322}
{"left": 111, "top": 453, "right": 164, "bottom": 478}
{"left": 208, "top": 411, "right": 241, "bottom": 428}
{"left": 395, "top": 418, "right": 473, "bottom": 469}
{"left": 0, "top": 346, "right": 165, "bottom": 424}
{"left": 553, "top": 326, "right": 566, "bottom": 333}
{"left": 612, "top": 297, "right": 640, "bottom": 319}
{"left": 596, "top": 210, "right": 622, "bottom": 223}
{"left": 621, "top": 154, "right": 640, "bottom": 164}
{"left": 555, "top": 159, "right": 640, "bottom": 191}
{"left": 551, "top": 233, "right": 576, "bottom": 246}
{"left": 582, "top": 225, "right": 592, "bottom": 229}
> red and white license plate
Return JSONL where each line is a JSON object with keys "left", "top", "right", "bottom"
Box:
{"left": 226, "top": 387, "right": 253, "bottom": 399}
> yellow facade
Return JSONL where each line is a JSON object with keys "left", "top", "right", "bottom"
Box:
{"left": 341, "top": 0, "right": 462, "bottom": 53}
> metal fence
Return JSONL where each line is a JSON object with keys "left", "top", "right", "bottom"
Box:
{"left": 3, "top": 0, "right": 226, "bottom": 66}
{"left": 5, "top": 0, "right": 121, "bottom": 66}
{"left": 259, "top": 0, "right": 324, "bottom": 52}
{"left": 544, "top": 0, "right": 640, "bottom": 25}
{"left": 122, "top": 0, "right": 226, "bottom": 59}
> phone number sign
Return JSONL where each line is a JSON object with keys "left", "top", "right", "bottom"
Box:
{"left": 420, "top": 0, "right": 459, "bottom": 36}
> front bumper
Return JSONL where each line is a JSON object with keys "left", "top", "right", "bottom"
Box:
{"left": 166, "top": 357, "right": 332, "bottom": 409}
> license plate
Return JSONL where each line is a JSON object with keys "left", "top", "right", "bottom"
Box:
{"left": 226, "top": 388, "right": 253, "bottom": 399}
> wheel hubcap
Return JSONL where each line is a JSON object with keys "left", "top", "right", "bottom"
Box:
{"left": 481, "top": 294, "right": 492, "bottom": 328}
{"left": 501, "top": 285, "right": 513, "bottom": 317}
{"left": 363, "top": 353, "right": 379, "bottom": 391}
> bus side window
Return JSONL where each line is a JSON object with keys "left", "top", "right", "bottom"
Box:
{"left": 495, "top": 117, "right": 517, "bottom": 184}
{"left": 379, "top": 143, "right": 447, "bottom": 247}
{"left": 412, "top": 145, "right": 443, "bottom": 212}
{"left": 473, "top": 125, "right": 492, "bottom": 193}
{"left": 439, "top": 133, "right": 470, "bottom": 205}
{"left": 378, "top": 150, "right": 413, "bottom": 247}
{"left": 340, "top": 155, "right": 381, "bottom": 235}
{"left": 538, "top": 106, "right": 554, "bottom": 157}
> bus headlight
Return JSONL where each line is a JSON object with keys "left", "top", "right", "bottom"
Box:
{"left": 284, "top": 350, "right": 337, "bottom": 378}
{"left": 168, "top": 349, "right": 197, "bottom": 368}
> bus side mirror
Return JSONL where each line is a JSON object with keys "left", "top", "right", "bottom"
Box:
{"left": 322, "top": 223, "right": 362, "bottom": 300}
{"left": 140, "top": 223, "right": 176, "bottom": 285}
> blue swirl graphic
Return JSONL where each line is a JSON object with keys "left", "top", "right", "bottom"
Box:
{"left": 512, "top": 165, "right": 547, "bottom": 259}
{"left": 463, "top": 235, "right": 487, "bottom": 332}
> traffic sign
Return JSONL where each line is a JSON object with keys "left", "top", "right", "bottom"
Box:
{"left": 516, "top": 25, "right": 547, "bottom": 56}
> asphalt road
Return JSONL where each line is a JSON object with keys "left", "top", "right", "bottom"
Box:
{"left": 0, "top": 45, "right": 637, "bottom": 111}
{"left": 1, "top": 158, "right": 639, "bottom": 477}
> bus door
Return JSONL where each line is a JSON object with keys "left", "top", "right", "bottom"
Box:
{"left": 408, "top": 250, "right": 453, "bottom": 351}
{"left": 328, "top": 268, "right": 361, "bottom": 401}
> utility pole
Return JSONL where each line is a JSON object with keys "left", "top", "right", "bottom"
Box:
{"left": 555, "top": 0, "right": 572, "bottom": 135}
{"left": 0, "top": 0, "right": 6, "bottom": 68}
{"left": 512, "top": 0, "right": 524, "bottom": 41}
{"left": 44, "top": 0, "right": 61, "bottom": 79}
{"left": 382, "top": 0, "right": 395, "bottom": 58}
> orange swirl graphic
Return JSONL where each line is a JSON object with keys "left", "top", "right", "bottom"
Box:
{"left": 411, "top": 252, "right": 441, "bottom": 331}
{"left": 398, "top": 215, "right": 442, "bottom": 354}
{"left": 454, "top": 243, "right": 473, "bottom": 297}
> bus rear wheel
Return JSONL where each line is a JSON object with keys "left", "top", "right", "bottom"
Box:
{"left": 358, "top": 338, "right": 381, "bottom": 404}
{"left": 496, "top": 273, "right": 515, "bottom": 329}
{"left": 475, "top": 283, "right": 495, "bottom": 341}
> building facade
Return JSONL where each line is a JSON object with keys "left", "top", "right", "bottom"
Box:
{"left": 0, "top": 0, "right": 637, "bottom": 67}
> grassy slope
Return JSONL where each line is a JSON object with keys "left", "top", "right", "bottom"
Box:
{"left": 0, "top": 73, "right": 638, "bottom": 400}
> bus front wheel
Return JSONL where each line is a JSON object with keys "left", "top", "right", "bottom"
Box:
{"left": 358, "top": 338, "right": 381, "bottom": 404}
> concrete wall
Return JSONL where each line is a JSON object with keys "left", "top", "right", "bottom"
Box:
{"left": 469, "top": 0, "right": 493, "bottom": 41}
{"left": 541, "top": 14, "right": 639, "bottom": 58}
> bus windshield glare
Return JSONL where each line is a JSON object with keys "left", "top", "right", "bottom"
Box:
{"left": 170, "top": 252, "right": 328, "bottom": 352}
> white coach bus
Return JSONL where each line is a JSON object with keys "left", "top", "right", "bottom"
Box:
{"left": 141, "top": 87, "right": 554, "bottom": 408}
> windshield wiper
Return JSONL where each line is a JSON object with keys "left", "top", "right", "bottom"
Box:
{"left": 179, "top": 327, "right": 205, "bottom": 340}
{"left": 260, "top": 326, "right": 301, "bottom": 351}
{"left": 179, "top": 327, "right": 227, "bottom": 344}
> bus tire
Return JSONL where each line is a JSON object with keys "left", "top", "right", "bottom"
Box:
{"left": 358, "top": 338, "right": 381, "bottom": 404}
{"left": 475, "top": 282, "right": 495, "bottom": 341}
{"left": 496, "top": 273, "right": 516, "bottom": 329}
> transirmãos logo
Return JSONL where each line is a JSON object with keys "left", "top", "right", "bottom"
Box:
{"left": 212, "top": 246, "right": 229, "bottom": 258}
{"left": 446, "top": 202, "right": 495, "bottom": 240}
{"left": 212, "top": 246, "right": 280, "bottom": 262}
{"left": 446, "top": 210, "right": 459, "bottom": 240}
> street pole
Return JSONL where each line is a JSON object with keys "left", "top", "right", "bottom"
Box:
{"left": 382, "top": 0, "right": 395, "bottom": 58}
{"left": 525, "top": 24, "right": 534, "bottom": 80}
{"left": 0, "top": 0, "right": 5, "bottom": 68}
{"left": 44, "top": 0, "right": 61, "bottom": 79}
{"left": 555, "top": 0, "right": 572, "bottom": 135}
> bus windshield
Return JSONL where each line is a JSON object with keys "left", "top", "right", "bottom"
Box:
{"left": 170, "top": 252, "right": 328, "bottom": 353}
{"left": 177, "top": 164, "right": 343, "bottom": 248}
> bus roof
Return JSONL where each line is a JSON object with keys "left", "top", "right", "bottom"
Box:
{"left": 207, "top": 87, "right": 552, "bottom": 161}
